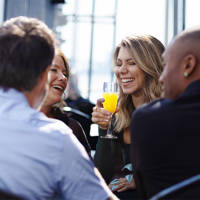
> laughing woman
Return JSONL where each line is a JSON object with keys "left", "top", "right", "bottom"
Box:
{"left": 40, "top": 49, "right": 91, "bottom": 157}
{"left": 92, "top": 35, "right": 165, "bottom": 199}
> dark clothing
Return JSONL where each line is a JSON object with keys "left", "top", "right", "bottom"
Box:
{"left": 94, "top": 128, "right": 130, "bottom": 184}
{"left": 66, "top": 97, "right": 94, "bottom": 115}
{"left": 51, "top": 107, "right": 92, "bottom": 157}
{"left": 94, "top": 126, "right": 138, "bottom": 199}
{"left": 65, "top": 97, "right": 98, "bottom": 150}
{"left": 131, "top": 80, "right": 200, "bottom": 199}
{"left": 0, "top": 189, "right": 25, "bottom": 200}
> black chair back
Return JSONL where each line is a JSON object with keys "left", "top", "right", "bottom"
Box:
{"left": 149, "top": 174, "right": 200, "bottom": 200}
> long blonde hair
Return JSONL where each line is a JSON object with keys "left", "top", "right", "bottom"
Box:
{"left": 113, "top": 35, "right": 165, "bottom": 132}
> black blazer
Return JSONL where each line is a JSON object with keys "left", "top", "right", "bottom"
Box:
{"left": 131, "top": 80, "right": 200, "bottom": 199}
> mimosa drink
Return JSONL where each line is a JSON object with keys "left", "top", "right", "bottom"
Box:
{"left": 103, "top": 92, "right": 118, "bottom": 113}
{"left": 101, "top": 81, "right": 119, "bottom": 139}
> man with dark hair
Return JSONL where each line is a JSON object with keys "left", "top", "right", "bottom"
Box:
{"left": 0, "top": 16, "right": 118, "bottom": 200}
{"left": 131, "top": 26, "right": 200, "bottom": 199}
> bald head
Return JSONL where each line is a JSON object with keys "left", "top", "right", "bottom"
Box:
{"left": 159, "top": 26, "right": 200, "bottom": 100}
{"left": 174, "top": 26, "right": 200, "bottom": 60}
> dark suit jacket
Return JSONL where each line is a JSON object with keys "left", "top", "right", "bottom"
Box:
{"left": 131, "top": 80, "right": 200, "bottom": 199}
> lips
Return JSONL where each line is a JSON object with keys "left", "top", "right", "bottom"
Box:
{"left": 52, "top": 84, "right": 65, "bottom": 92}
{"left": 121, "top": 78, "right": 134, "bottom": 84}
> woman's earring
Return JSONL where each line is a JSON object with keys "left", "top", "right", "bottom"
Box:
{"left": 184, "top": 72, "right": 188, "bottom": 77}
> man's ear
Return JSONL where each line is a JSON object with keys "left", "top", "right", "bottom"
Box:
{"left": 183, "top": 54, "right": 197, "bottom": 77}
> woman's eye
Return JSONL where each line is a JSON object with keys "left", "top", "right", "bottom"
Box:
{"left": 128, "top": 62, "right": 136, "bottom": 65}
{"left": 63, "top": 73, "right": 68, "bottom": 78}
{"left": 50, "top": 68, "right": 57, "bottom": 73}
{"left": 116, "top": 63, "right": 121, "bottom": 67}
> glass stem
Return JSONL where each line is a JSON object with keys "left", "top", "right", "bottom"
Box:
{"left": 107, "top": 116, "right": 113, "bottom": 136}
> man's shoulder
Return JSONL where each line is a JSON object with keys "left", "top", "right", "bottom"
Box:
{"left": 31, "top": 113, "right": 85, "bottom": 157}
{"left": 36, "top": 112, "right": 73, "bottom": 136}
{"left": 133, "top": 98, "right": 171, "bottom": 118}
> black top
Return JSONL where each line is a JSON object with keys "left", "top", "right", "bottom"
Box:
{"left": 94, "top": 127, "right": 131, "bottom": 184}
{"left": 51, "top": 107, "right": 92, "bottom": 157}
{"left": 65, "top": 97, "right": 98, "bottom": 150}
{"left": 131, "top": 80, "right": 200, "bottom": 199}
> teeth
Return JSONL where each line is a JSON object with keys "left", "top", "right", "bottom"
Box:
{"left": 121, "top": 78, "right": 134, "bottom": 83}
{"left": 53, "top": 85, "right": 64, "bottom": 90}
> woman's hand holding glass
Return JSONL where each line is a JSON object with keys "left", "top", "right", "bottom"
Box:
{"left": 92, "top": 98, "right": 113, "bottom": 130}
{"left": 92, "top": 82, "right": 119, "bottom": 139}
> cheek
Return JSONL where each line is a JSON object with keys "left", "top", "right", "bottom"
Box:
{"left": 140, "top": 73, "right": 145, "bottom": 84}
{"left": 135, "top": 69, "right": 145, "bottom": 85}
{"left": 47, "top": 73, "right": 56, "bottom": 86}
{"left": 160, "top": 65, "right": 170, "bottom": 82}
{"left": 114, "top": 68, "right": 120, "bottom": 79}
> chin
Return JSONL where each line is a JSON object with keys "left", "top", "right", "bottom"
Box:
{"left": 122, "top": 88, "right": 138, "bottom": 95}
{"left": 51, "top": 98, "right": 62, "bottom": 105}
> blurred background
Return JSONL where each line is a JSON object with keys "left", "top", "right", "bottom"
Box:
{"left": 1, "top": 0, "right": 200, "bottom": 104}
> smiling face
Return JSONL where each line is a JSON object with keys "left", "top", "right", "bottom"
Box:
{"left": 46, "top": 54, "right": 68, "bottom": 105}
{"left": 114, "top": 47, "right": 145, "bottom": 96}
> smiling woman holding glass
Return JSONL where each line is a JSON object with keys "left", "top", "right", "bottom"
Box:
{"left": 92, "top": 35, "right": 165, "bottom": 200}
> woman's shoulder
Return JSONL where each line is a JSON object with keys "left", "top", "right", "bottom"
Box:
{"left": 67, "top": 117, "right": 83, "bottom": 133}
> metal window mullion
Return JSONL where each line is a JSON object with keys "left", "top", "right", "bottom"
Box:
{"left": 88, "top": 0, "right": 95, "bottom": 99}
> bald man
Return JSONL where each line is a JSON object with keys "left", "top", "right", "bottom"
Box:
{"left": 130, "top": 27, "right": 200, "bottom": 199}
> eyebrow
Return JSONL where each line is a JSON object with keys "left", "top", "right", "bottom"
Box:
{"left": 117, "top": 58, "right": 134, "bottom": 62}
{"left": 51, "top": 64, "right": 67, "bottom": 72}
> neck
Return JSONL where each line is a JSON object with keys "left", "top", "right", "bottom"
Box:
{"left": 23, "top": 89, "right": 44, "bottom": 109}
{"left": 23, "top": 68, "right": 49, "bottom": 110}
{"left": 131, "top": 94, "right": 146, "bottom": 108}
{"left": 39, "top": 104, "right": 53, "bottom": 117}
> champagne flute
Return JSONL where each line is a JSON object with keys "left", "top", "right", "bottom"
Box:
{"left": 101, "top": 81, "right": 119, "bottom": 139}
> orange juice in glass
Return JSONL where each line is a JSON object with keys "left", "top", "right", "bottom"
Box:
{"left": 101, "top": 81, "right": 119, "bottom": 139}
{"left": 103, "top": 92, "right": 118, "bottom": 113}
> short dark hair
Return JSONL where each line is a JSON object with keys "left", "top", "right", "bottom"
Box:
{"left": 0, "top": 16, "right": 56, "bottom": 91}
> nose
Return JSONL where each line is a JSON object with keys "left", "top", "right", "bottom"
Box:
{"left": 58, "top": 72, "right": 66, "bottom": 80}
{"left": 119, "top": 64, "right": 128, "bottom": 73}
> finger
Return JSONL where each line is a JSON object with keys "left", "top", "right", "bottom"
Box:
{"left": 91, "top": 112, "right": 110, "bottom": 123}
{"left": 92, "top": 108, "right": 111, "bottom": 120}
{"left": 92, "top": 117, "right": 110, "bottom": 128}
{"left": 115, "top": 106, "right": 120, "bottom": 113}
{"left": 111, "top": 184, "right": 122, "bottom": 192}
{"left": 119, "top": 178, "right": 126, "bottom": 182}
{"left": 93, "top": 106, "right": 111, "bottom": 115}
{"left": 114, "top": 182, "right": 126, "bottom": 191}
{"left": 117, "top": 185, "right": 127, "bottom": 192}
{"left": 96, "top": 98, "right": 104, "bottom": 108}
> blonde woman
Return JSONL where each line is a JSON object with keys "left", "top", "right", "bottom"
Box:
{"left": 92, "top": 35, "right": 165, "bottom": 199}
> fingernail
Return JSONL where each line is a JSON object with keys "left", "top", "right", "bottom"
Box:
{"left": 100, "top": 98, "right": 105, "bottom": 102}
